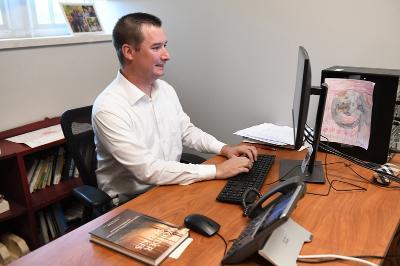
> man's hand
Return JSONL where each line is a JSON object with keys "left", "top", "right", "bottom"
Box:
{"left": 215, "top": 156, "right": 253, "bottom": 179}
{"left": 220, "top": 144, "right": 258, "bottom": 162}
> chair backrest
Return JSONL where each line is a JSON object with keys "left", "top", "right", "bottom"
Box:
{"left": 60, "top": 105, "right": 98, "bottom": 187}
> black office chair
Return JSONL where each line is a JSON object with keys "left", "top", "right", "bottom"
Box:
{"left": 61, "top": 105, "right": 206, "bottom": 223}
{"left": 61, "top": 105, "right": 113, "bottom": 223}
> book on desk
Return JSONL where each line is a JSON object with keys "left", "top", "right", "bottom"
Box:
{"left": 89, "top": 209, "right": 189, "bottom": 266}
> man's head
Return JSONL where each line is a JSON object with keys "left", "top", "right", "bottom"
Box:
{"left": 113, "top": 13, "right": 162, "bottom": 65}
{"left": 112, "top": 13, "right": 170, "bottom": 83}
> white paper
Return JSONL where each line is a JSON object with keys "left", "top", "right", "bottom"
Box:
{"left": 234, "top": 123, "right": 294, "bottom": 145}
{"left": 322, "top": 78, "right": 374, "bottom": 150}
{"left": 169, "top": 237, "right": 193, "bottom": 259}
{"left": 6, "top": 125, "right": 64, "bottom": 148}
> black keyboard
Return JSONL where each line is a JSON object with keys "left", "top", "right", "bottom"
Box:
{"left": 216, "top": 154, "right": 275, "bottom": 204}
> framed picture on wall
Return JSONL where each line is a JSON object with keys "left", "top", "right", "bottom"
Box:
{"left": 60, "top": 3, "right": 103, "bottom": 34}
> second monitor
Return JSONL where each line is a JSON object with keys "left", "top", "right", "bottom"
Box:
{"left": 279, "top": 46, "right": 327, "bottom": 183}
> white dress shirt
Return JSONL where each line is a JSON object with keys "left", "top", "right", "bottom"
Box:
{"left": 92, "top": 71, "right": 226, "bottom": 202}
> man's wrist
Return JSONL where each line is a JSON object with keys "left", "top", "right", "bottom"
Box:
{"left": 220, "top": 145, "right": 229, "bottom": 157}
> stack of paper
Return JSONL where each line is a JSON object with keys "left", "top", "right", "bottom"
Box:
{"left": 6, "top": 125, "right": 64, "bottom": 148}
{"left": 234, "top": 123, "right": 294, "bottom": 146}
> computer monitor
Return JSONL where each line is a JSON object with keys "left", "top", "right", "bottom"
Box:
{"left": 279, "top": 46, "right": 328, "bottom": 183}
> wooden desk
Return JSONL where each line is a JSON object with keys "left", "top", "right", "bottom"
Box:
{"left": 11, "top": 149, "right": 400, "bottom": 265}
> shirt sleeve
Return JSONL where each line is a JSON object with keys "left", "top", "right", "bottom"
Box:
{"left": 93, "top": 109, "right": 217, "bottom": 186}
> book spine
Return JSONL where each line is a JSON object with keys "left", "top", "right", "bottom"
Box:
{"left": 38, "top": 211, "right": 50, "bottom": 244}
{"left": 53, "top": 147, "right": 65, "bottom": 185}
{"left": 51, "top": 203, "right": 68, "bottom": 235}
{"left": 49, "top": 148, "right": 59, "bottom": 186}
{"left": 30, "top": 159, "right": 44, "bottom": 193}
{"left": 26, "top": 159, "right": 39, "bottom": 185}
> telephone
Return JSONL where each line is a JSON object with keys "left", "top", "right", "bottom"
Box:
{"left": 222, "top": 177, "right": 306, "bottom": 264}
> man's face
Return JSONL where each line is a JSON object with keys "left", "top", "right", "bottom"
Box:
{"left": 133, "top": 25, "right": 170, "bottom": 81}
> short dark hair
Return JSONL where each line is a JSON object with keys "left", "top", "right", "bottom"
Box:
{"left": 112, "top": 13, "right": 162, "bottom": 65}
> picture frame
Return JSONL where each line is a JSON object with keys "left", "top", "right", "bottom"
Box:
{"left": 60, "top": 3, "right": 103, "bottom": 34}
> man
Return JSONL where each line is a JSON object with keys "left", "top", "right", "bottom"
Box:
{"left": 92, "top": 12, "right": 257, "bottom": 204}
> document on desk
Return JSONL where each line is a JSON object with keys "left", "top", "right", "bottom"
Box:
{"left": 5, "top": 125, "right": 64, "bottom": 148}
{"left": 234, "top": 123, "right": 294, "bottom": 146}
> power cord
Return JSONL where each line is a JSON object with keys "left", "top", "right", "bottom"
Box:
{"left": 306, "top": 127, "right": 400, "bottom": 183}
{"left": 297, "top": 254, "right": 382, "bottom": 266}
{"left": 345, "top": 163, "right": 400, "bottom": 190}
{"left": 304, "top": 125, "right": 400, "bottom": 190}
{"left": 288, "top": 132, "right": 369, "bottom": 196}
{"left": 216, "top": 232, "right": 228, "bottom": 257}
{"left": 311, "top": 128, "right": 400, "bottom": 190}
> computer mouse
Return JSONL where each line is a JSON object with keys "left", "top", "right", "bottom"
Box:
{"left": 184, "top": 213, "right": 220, "bottom": 237}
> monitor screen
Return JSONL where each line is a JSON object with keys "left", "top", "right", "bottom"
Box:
{"left": 292, "top": 46, "right": 311, "bottom": 150}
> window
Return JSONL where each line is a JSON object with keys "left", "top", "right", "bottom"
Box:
{"left": 0, "top": 7, "right": 3, "bottom": 25}
{"left": 0, "top": 0, "right": 96, "bottom": 39}
{"left": 0, "top": 1, "right": 9, "bottom": 33}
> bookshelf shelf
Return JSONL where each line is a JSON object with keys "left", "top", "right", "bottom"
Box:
{"left": 32, "top": 178, "right": 82, "bottom": 211}
{"left": 0, "top": 117, "right": 83, "bottom": 250}
{"left": 0, "top": 201, "right": 27, "bottom": 222}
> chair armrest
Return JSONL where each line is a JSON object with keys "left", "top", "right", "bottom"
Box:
{"left": 72, "top": 185, "right": 112, "bottom": 208}
{"left": 180, "top": 153, "right": 206, "bottom": 164}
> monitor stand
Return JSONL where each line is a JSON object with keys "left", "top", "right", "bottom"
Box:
{"left": 279, "top": 159, "right": 325, "bottom": 183}
{"left": 280, "top": 84, "right": 327, "bottom": 184}
{"left": 258, "top": 218, "right": 313, "bottom": 266}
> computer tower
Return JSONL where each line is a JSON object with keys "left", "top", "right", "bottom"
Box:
{"left": 321, "top": 66, "right": 400, "bottom": 164}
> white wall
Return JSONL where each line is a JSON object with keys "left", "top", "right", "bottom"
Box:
{"left": 0, "top": 42, "right": 118, "bottom": 131}
{"left": 109, "top": 0, "right": 400, "bottom": 145}
{"left": 1, "top": 0, "right": 400, "bottom": 147}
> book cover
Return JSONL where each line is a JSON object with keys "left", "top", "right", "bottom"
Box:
{"left": 89, "top": 210, "right": 189, "bottom": 266}
{"left": 51, "top": 203, "right": 68, "bottom": 235}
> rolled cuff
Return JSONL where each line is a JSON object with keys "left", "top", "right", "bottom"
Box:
{"left": 211, "top": 140, "right": 226, "bottom": 155}
{"left": 179, "top": 164, "right": 216, "bottom": 185}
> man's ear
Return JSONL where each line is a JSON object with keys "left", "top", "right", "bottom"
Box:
{"left": 121, "top": 44, "right": 135, "bottom": 62}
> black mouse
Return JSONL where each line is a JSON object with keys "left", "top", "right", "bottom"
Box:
{"left": 184, "top": 213, "right": 220, "bottom": 237}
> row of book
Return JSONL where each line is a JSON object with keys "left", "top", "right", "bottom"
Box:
{"left": 26, "top": 147, "right": 79, "bottom": 193}
{"left": 37, "top": 202, "right": 83, "bottom": 245}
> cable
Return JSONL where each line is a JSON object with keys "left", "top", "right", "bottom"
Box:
{"left": 321, "top": 142, "right": 400, "bottom": 182}
{"left": 296, "top": 254, "right": 385, "bottom": 263}
{"left": 298, "top": 254, "right": 378, "bottom": 266}
{"left": 303, "top": 126, "right": 400, "bottom": 193}
{"left": 216, "top": 232, "right": 228, "bottom": 257}
{"left": 298, "top": 133, "right": 368, "bottom": 196}
{"left": 304, "top": 125, "right": 400, "bottom": 183}
{"left": 316, "top": 130, "right": 395, "bottom": 187}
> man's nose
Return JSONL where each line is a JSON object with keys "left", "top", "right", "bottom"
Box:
{"left": 161, "top": 48, "right": 170, "bottom": 61}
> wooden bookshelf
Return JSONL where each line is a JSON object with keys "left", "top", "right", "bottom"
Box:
{"left": 0, "top": 118, "right": 82, "bottom": 250}
{"left": 0, "top": 201, "right": 26, "bottom": 222}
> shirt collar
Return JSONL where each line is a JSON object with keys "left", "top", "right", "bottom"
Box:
{"left": 116, "top": 71, "right": 161, "bottom": 106}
